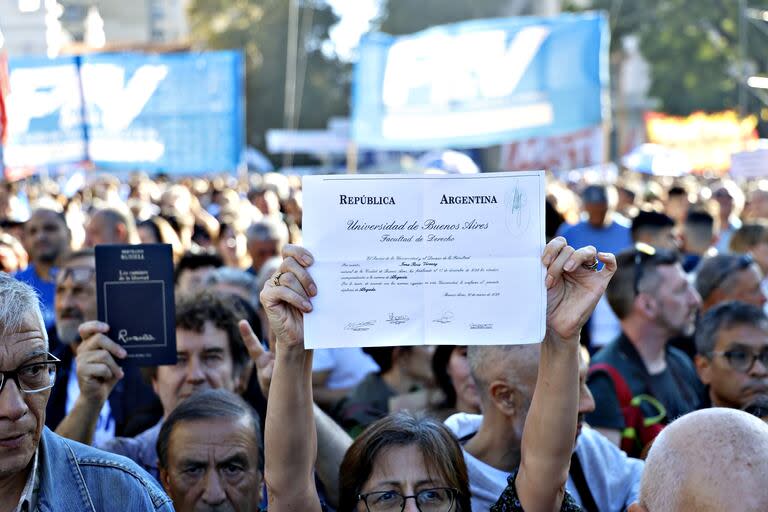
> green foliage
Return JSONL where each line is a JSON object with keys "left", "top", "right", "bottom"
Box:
{"left": 188, "top": 0, "right": 350, "bottom": 154}
{"left": 378, "top": 0, "right": 512, "bottom": 35}
{"left": 565, "top": 0, "right": 768, "bottom": 116}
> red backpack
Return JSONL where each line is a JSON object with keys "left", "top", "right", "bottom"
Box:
{"left": 588, "top": 363, "right": 667, "bottom": 459}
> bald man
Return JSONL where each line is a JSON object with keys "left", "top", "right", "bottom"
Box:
{"left": 629, "top": 408, "right": 768, "bottom": 512}
{"left": 84, "top": 208, "right": 139, "bottom": 247}
{"left": 17, "top": 208, "right": 71, "bottom": 330}
{"left": 445, "top": 344, "right": 643, "bottom": 510}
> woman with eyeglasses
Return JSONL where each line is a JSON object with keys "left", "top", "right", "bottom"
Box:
{"left": 260, "top": 239, "right": 615, "bottom": 512}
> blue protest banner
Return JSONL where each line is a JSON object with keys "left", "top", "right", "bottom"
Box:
{"left": 352, "top": 12, "right": 609, "bottom": 150}
{"left": 3, "top": 50, "right": 244, "bottom": 174}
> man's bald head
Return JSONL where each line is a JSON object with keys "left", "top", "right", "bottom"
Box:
{"left": 632, "top": 408, "right": 768, "bottom": 512}
{"left": 85, "top": 208, "right": 138, "bottom": 247}
{"left": 468, "top": 344, "right": 540, "bottom": 406}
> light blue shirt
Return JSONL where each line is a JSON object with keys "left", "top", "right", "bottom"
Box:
{"left": 444, "top": 413, "right": 643, "bottom": 511}
{"left": 556, "top": 218, "right": 633, "bottom": 255}
{"left": 14, "top": 265, "right": 57, "bottom": 330}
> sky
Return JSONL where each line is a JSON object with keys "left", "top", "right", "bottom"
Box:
{"left": 326, "top": 0, "right": 381, "bottom": 60}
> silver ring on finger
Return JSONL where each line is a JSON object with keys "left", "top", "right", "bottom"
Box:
{"left": 582, "top": 258, "right": 599, "bottom": 271}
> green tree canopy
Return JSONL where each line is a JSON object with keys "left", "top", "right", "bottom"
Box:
{"left": 567, "top": 0, "right": 768, "bottom": 116}
{"left": 378, "top": 0, "right": 514, "bottom": 35}
{"left": 188, "top": 0, "right": 350, "bottom": 156}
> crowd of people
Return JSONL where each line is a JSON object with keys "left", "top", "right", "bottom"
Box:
{"left": 0, "top": 169, "right": 767, "bottom": 511}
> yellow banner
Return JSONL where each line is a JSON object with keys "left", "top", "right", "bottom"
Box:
{"left": 645, "top": 111, "right": 758, "bottom": 173}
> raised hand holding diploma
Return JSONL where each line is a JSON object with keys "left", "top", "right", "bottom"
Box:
{"left": 542, "top": 237, "right": 617, "bottom": 342}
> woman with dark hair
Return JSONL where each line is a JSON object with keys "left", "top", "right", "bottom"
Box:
{"left": 339, "top": 412, "right": 472, "bottom": 511}
{"left": 431, "top": 345, "right": 481, "bottom": 419}
{"left": 260, "top": 239, "right": 615, "bottom": 512}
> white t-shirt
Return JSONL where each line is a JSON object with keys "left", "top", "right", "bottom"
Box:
{"left": 311, "top": 348, "right": 380, "bottom": 390}
{"left": 65, "top": 359, "right": 116, "bottom": 446}
{"left": 444, "top": 413, "right": 508, "bottom": 510}
{"left": 589, "top": 295, "right": 622, "bottom": 348}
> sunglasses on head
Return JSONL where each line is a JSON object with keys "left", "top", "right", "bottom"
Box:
{"left": 633, "top": 243, "right": 656, "bottom": 296}
{"left": 632, "top": 243, "right": 681, "bottom": 296}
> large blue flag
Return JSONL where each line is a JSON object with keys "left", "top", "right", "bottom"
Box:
{"left": 352, "top": 12, "right": 609, "bottom": 150}
{"left": 3, "top": 50, "right": 244, "bottom": 174}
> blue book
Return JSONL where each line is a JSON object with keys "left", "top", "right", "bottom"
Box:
{"left": 95, "top": 244, "right": 177, "bottom": 366}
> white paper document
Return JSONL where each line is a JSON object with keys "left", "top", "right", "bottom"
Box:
{"left": 302, "top": 172, "right": 546, "bottom": 348}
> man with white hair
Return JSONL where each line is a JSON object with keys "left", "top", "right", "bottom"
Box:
{"left": 628, "top": 408, "right": 768, "bottom": 512}
{"left": 0, "top": 273, "right": 172, "bottom": 510}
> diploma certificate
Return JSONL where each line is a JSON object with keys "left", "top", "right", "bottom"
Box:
{"left": 302, "top": 172, "right": 546, "bottom": 348}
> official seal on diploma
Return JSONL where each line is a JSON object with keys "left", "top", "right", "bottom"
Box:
{"left": 302, "top": 172, "right": 546, "bottom": 349}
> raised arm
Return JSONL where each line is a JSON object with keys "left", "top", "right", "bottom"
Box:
{"left": 240, "top": 318, "right": 352, "bottom": 509}
{"left": 259, "top": 244, "right": 323, "bottom": 512}
{"left": 516, "top": 238, "right": 616, "bottom": 512}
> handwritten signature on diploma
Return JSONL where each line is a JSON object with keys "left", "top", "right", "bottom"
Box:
{"left": 386, "top": 313, "right": 410, "bottom": 325}
{"left": 344, "top": 320, "right": 376, "bottom": 332}
{"left": 432, "top": 311, "right": 455, "bottom": 324}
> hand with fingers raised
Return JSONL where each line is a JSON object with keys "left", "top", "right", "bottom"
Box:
{"left": 258, "top": 244, "right": 317, "bottom": 350}
{"left": 75, "top": 321, "right": 127, "bottom": 404}
{"left": 541, "top": 237, "right": 617, "bottom": 342}
{"left": 239, "top": 319, "right": 275, "bottom": 397}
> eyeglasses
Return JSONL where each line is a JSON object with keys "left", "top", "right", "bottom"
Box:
{"left": 633, "top": 243, "right": 657, "bottom": 296}
{"left": 708, "top": 254, "right": 754, "bottom": 295}
{"left": 56, "top": 266, "right": 95, "bottom": 286}
{"left": 709, "top": 347, "right": 768, "bottom": 373}
{"left": 358, "top": 488, "right": 457, "bottom": 512}
{"left": 0, "top": 354, "right": 61, "bottom": 394}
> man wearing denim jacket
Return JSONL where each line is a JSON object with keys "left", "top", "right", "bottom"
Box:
{"left": 0, "top": 274, "right": 173, "bottom": 512}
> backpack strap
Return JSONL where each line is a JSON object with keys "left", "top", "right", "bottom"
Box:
{"left": 569, "top": 452, "right": 599, "bottom": 512}
{"left": 588, "top": 362, "right": 633, "bottom": 409}
{"left": 588, "top": 362, "right": 644, "bottom": 456}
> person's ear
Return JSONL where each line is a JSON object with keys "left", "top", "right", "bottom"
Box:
{"left": 628, "top": 502, "right": 647, "bottom": 512}
{"left": 634, "top": 294, "right": 656, "bottom": 319}
{"left": 116, "top": 223, "right": 128, "bottom": 243}
{"left": 695, "top": 353, "right": 713, "bottom": 385}
{"left": 489, "top": 381, "right": 517, "bottom": 416}
{"left": 159, "top": 467, "right": 172, "bottom": 494}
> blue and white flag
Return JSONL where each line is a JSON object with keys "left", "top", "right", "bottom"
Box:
{"left": 352, "top": 12, "right": 609, "bottom": 150}
{"left": 3, "top": 50, "right": 244, "bottom": 174}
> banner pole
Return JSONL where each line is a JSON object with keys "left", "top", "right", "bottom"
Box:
{"left": 346, "top": 142, "right": 357, "bottom": 174}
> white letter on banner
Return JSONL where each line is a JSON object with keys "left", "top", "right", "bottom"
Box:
{"left": 380, "top": 25, "right": 550, "bottom": 109}
{"left": 382, "top": 34, "right": 450, "bottom": 108}
{"left": 82, "top": 63, "right": 168, "bottom": 131}
{"left": 7, "top": 65, "right": 82, "bottom": 133}
{"left": 480, "top": 26, "right": 550, "bottom": 98}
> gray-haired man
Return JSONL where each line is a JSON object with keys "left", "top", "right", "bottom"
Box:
{"left": 0, "top": 273, "right": 172, "bottom": 511}
{"left": 695, "top": 301, "right": 768, "bottom": 414}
